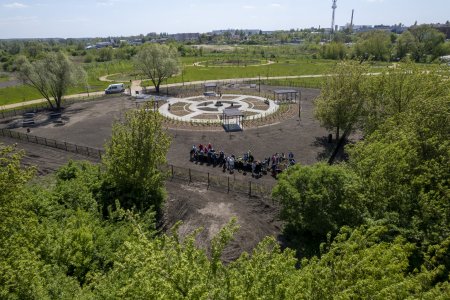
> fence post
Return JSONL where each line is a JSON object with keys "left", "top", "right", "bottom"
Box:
{"left": 249, "top": 181, "right": 252, "bottom": 197}
{"left": 227, "top": 177, "right": 230, "bottom": 193}
{"left": 189, "top": 168, "right": 191, "bottom": 183}
{"left": 26, "top": 134, "right": 29, "bottom": 142}
{"left": 9, "top": 130, "right": 12, "bottom": 138}
{"left": 44, "top": 138, "right": 47, "bottom": 146}
{"left": 98, "top": 150, "right": 102, "bottom": 159}
{"left": 207, "top": 172, "right": 210, "bottom": 189}
{"left": 35, "top": 136, "right": 38, "bottom": 143}
{"left": 54, "top": 140, "right": 57, "bottom": 148}
{"left": 75, "top": 144, "right": 78, "bottom": 153}
{"left": 64, "top": 142, "right": 67, "bottom": 151}
{"left": 87, "top": 147, "right": 89, "bottom": 156}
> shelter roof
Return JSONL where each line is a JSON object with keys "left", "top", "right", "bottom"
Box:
{"left": 223, "top": 108, "right": 244, "bottom": 117}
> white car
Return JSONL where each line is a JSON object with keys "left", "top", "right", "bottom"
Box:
{"left": 105, "top": 83, "right": 125, "bottom": 94}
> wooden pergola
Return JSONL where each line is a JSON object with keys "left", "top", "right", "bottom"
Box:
{"left": 222, "top": 107, "right": 244, "bottom": 132}
{"left": 273, "top": 89, "right": 300, "bottom": 103}
{"left": 204, "top": 82, "right": 218, "bottom": 93}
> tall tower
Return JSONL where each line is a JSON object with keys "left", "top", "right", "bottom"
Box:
{"left": 331, "top": 0, "right": 337, "bottom": 33}
{"left": 350, "top": 9, "right": 354, "bottom": 31}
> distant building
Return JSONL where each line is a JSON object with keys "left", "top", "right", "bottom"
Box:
{"left": 168, "top": 33, "right": 200, "bottom": 42}
{"left": 211, "top": 29, "right": 261, "bottom": 36}
{"left": 433, "top": 23, "right": 450, "bottom": 39}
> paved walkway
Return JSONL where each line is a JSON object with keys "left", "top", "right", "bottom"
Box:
{"left": 158, "top": 94, "right": 279, "bottom": 123}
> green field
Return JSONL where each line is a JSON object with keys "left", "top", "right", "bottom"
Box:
{"left": 0, "top": 74, "right": 10, "bottom": 83}
{"left": 0, "top": 46, "right": 429, "bottom": 106}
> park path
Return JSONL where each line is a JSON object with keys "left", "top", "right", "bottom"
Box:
{"left": 0, "top": 73, "right": 380, "bottom": 111}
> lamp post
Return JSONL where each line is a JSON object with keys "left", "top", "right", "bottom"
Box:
{"left": 258, "top": 74, "right": 261, "bottom": 94}
{"left": 166, "top": 78, "right": 169, "bottom": 96}
{"left": 298, "top": 90, "right": 302, "bottom": 120}
{"left": 182, "top": 64, "right": 185, "bottom": 87}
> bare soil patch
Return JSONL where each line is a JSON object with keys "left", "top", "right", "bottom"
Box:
{"left": 0, "top": 136, "right": 98, "bottom": 175}
{"left": 164, "top": 180, "right": 281, "bottom": 262}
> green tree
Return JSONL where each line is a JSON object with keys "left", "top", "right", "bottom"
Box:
{"left": 347, "top": 93, "right": 450, "bottom": 245}
{"left": 96, "top": 47, "right": 113, "bottom": 62}
{"left": 409, "top": 25, "right": 446, "bottom": 62}
{"left": 134, "top": 43, "right": 180, "bottom": 93}
{"left": 396, "top": 30, "right": 417, "bottom": 59}
{"left": 16, "top": 52, "right": 86, "bottom": 110}
{"left": 102, "top": 105, "right": 171, "bottom": 214}
{"left": 273, "top": 163, "right": 364, "bottom": 243}
{"left": 354, "top": 30, "right": 392, "bottom": 61}
{"left": 362, "top": 62, "right": 449, "bottom": 135}
{"left": 314, "top": 60, "right": 368, "bottom": 141}
{"left": 321, "top": 42, "right": 347, "bottom": 60}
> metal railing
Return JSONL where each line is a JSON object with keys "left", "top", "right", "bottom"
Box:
{"left": 0, "top": 128, "right": 104, "bottom": 159}
{"left": 164, "top": 164, "right": 275, "bottom": 200}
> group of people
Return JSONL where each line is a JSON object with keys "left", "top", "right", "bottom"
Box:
{"left": 189, "top": 143, "right": 296, "bottom": 178}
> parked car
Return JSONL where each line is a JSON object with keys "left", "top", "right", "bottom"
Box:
{"left": 105, "top": 83, "right": 125, "bottom": 94}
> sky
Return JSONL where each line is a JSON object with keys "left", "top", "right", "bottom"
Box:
{"left": 0, "top": 0, "right": 449, "bottom": 39}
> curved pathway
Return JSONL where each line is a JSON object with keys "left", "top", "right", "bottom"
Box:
{"left": 192, "top": 60, "right": 275, "bottom": 67}
{"left": 159, "top": 94, "right": 278, "bottom": 123}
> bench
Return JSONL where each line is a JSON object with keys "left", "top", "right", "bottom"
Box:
{"left": 250, "top": 84, "right": 257, "bottom": 89}
{"left": 22, "top": 119, "right": 35, "bottom": 127}
{"left": 23, "top": 112, "right": 36, "bottom": 119}
{"left": 50, "top": 113, "right": 61, "bottom": 119}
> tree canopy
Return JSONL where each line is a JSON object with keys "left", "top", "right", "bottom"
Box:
{"left": 314, "top": 60, "right": 369, "bottom": 141}
{"left": 134, "top": 43, "right": 180, "bottom": 93}
{"left": 16, "top": 52, "right": 86, "bottom": 110}
{"left": 101, "top": 105, "right": 171, "bottom": 214}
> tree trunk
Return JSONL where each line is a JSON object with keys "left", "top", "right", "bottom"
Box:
{"left": 155, "top": 84, "right": 160, "bottom": 94}
{"left": 336, "top": 126, "right": 340, "bottom": 143}
{"left": 55, "top": 97, "right": 62, "bottom": 111}
{"left": 328, "top": 126, "right": 351, "bottom": 165}
{"left": 46, "top": 99, "right": 55, "bottom": 110}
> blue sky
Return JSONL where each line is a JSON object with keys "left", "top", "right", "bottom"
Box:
{"left": 1, "top": 0, "right": 449, "bottom": 38}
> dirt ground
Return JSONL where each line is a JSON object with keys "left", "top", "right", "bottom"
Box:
{"left": 164, "top": 180, "right": 281, "bottom": 261}
{"left": 0, "top": 136, "right": 98, "bottom": 175}
{"left": 0, "top": 86, "right": 334, "bottom": 259}
{"left": 1, "top": 88, "right": 333, "bottom": 183}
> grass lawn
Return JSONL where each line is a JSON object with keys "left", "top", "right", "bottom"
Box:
{"left": 136, "top": 59, "right": 337, "bottom": 88}
{"left": 0, "top": 85, "right": 43, "bottom": 105}
{"left": 0, "top": 74, "right": 10, "bottom": 82}
{"left": 0, "top": 84, "right": 105, "bottom": 106}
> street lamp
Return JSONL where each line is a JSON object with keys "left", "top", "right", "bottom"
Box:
{"left": 298, "top": 90, "right": 302, "bottom": 120}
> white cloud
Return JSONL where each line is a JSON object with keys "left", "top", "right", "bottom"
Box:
{"left": 243, "top": 5, "right": 255, "bottom": 9}
{"left": 271, "top": 3, "right": 282, "bottom": 7}
{"left": 96, "top": 0, "right": 120, "bottom": 7}
{"left": 366, "top": 0, "right": 384, "bottom": 2}
{"left": 3, "top": 2, "right": 29, "bottom": 8}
